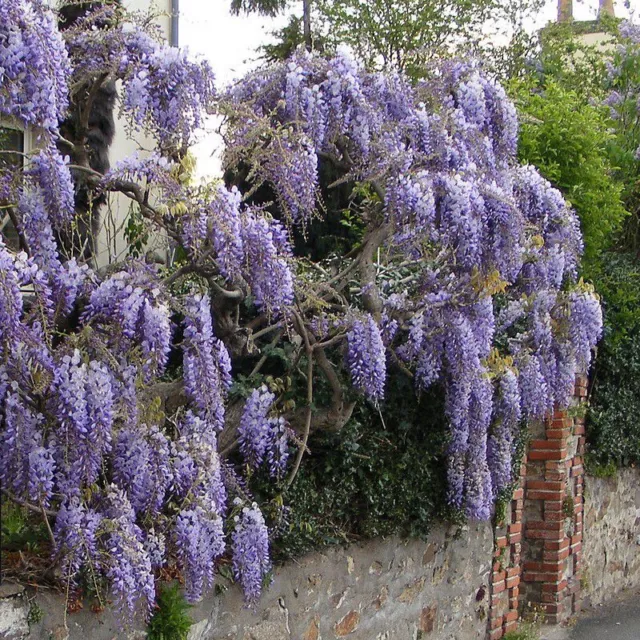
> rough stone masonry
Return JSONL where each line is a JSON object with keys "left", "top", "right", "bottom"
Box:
{"left": 1, "top": 525, "right": 493, "bottom": 640}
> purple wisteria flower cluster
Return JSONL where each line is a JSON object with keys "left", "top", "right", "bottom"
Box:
{"left": 0, "top": 0, "right": 288, "bottom": 616}
{"left": 228, "top": 49, "right": 603, "bottom": 520}
{"left": 346, "top": 314, "right": 386, "bottom": 402}
{"left": 0, "top": 0, "right": 70, "bottom": 130}
{"left": 62, "top": 5, "right": 215, "bottom": 151}
{"left": 231, "top": 502, "right": 271, "bottom": 604}
{"left": 180, "top": 186, "right": 295, "bottom": 316}
{"left": 238, "top": 386, "right": 290, "bottom": 477}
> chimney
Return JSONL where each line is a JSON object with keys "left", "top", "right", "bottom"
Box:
{"left": 598, "top": 0, "right": 615, "bottom": 18}
{"left": 558, "top": 0, "right": 573, "bottom": 23}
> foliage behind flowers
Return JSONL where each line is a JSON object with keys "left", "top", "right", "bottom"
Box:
{"left": 0, "top": 0, "right": 601, "bottom": 618}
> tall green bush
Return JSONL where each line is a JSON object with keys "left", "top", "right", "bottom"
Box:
{"left": 512, "top": 79, "right": 627, "bottom": 274}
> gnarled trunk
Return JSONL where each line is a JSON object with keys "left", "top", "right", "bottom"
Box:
{"left": 557, "top": 0, "right": 573, "bottom": 22}
{"left": 598, "top": 0, "right": 615, "bottom": 18}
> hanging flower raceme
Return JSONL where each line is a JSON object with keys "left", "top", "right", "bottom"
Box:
{"left": 83, "top": 263, "right": 173, "bottom": 379}
{"left": 182, "top": 293, "right": 231, "bottom": 429}
{"left": 346, "top": 314, "right": 386, "bottom": 402}
{"left": 174, "top": 506, "right": 225, "bottom": 603}
{"left": 26, "top": 144, "right": 75, "bottom": 228}
{"left": 112, "top": 424, "right": 172, "bottom": 516}
{"left": 240, "top": 210, "right": 294, "bottom": 316}
{"left": 53, "top": 498, "right": 102, "bottom": 584}
{"left": 53, "top": 351, "right": 115, "bottom": 492}
{"left": 0, "top": 0, "right": 70, "bottom": 130}
{"left": 231, "top": 502, "right": 271, "bottom": 604}
{"left": 238, "top": 386, "right": 290, "bottom": 476}
{"left": 102, "top": 487, "right": 155, "bottom": 617}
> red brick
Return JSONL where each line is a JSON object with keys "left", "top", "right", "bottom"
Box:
{"left": 496, "top": 536, "right": 508, "bottom": 548}
{"left": 552, "top": 409, "right": 570, "bottom": 422}
{"left": 529, "top": 449, "right": 567, "bottom": 461}
{"left": 523, "top": 561, "right": 566, "bottom": 573}
{"left": 523, "top": 570, "right": 564, "bottom": 582}
{"left": 491, "top": 592, "right": 505, "bottom": 607}
{"left": 505, "top": 610, "right": 518, "bottom": 622}
{"left": 545, "top": 472, "right": 567, "bottom": 482}
{"left": 510, "top": 586, "right": 519, "bottom": 599}
{"left": 492, "top": 581, "right": 506, "bottom": 594}
{"left": 493, "top": 570, "right": 507, "bottom": 584}
{"left": 527, "top": 480, "right": 565, "bottom": 491}
{"left": 506, "top": 575, "right": 520, "bottom": 589}
{"left": 544, "top": 547, "right": 570, "bottom": 562}
{"left": 573, "top": 424, "right": 585, "bottom": 435}
{"left": 543, "top": 579, "right": 568, "bottom": 593}
{"left": 542, "top": 603, "right": 564, "bottom": 615}
{"left": 512, "top": 487, "right": 524, "bottom": 500}
{"left": 508, "top": 522, "right": 522, "bottom": 534}
{"left": 509, "top": 532, "right": 522, "bottom": 544}
{"left": 489, "top": 627, "right": 504, "bottom": 640}
{"left": 541, "top": 591, "right": 562, "bottom": 604}
{"left": 528, "top": 490, "right": 565, "bottom": 501}
{"left": 530, "top": 439, "right": 567, "bottom": 450}
{"left": 526, "top": 530, "right": 564, "bottom": 541}
{"left": 490, "top": 615, "right": 504, "bottom": 630}
{"left": 544, "top": 538, "right": 570, "bottom": 551}
{"left": 547, "top": 428, "right": 572, "bottom": 439}
{"left": 527, "top": 520, "right": 564, "bottom": 531}
{"left": 544, "top": 509, "right": 568, "bottom": 522}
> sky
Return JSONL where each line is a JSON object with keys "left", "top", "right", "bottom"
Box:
{"left": 178, "top": 0, "right": 634, "bottom": 178}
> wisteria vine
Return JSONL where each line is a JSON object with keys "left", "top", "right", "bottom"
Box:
{"left": 0, "top": 0, "right": 602, "bottom": 620}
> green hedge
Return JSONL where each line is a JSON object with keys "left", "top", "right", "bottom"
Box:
{"left": 587, "top": 251, "right": 640, "bottom": 466}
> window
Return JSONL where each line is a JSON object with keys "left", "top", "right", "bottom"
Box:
{"left": 0, "top": 125, "right": 25, "bottom": 250}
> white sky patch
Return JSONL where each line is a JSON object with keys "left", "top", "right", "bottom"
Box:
{"left": 179, "top": 0, "right": 633, "bottom": 179}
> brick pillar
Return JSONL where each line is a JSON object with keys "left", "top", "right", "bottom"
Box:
{"left": 488, "top": 461, "right": 525, "bottom": 639}
{"left": 519, "top": 377, "right": 587, "bottom": 623}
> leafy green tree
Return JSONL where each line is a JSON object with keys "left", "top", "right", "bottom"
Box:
{"left": 256, "top": 0, "right": 544, "bottom": 81}
{"left": 315, "top": 0, "right": 497, "bottom": 75}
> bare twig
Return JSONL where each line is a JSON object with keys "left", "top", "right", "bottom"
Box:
{"left": 249, "top": 329, "right": 284, "bottom": 378}
{"left": 285, "top": 323, "right": 313, "bottom": 491}
{"left": 39, "top": 499, "right": 56, "bottom": 548}
{"left": 2, "top": 489, "right": 57, "bottom": 517}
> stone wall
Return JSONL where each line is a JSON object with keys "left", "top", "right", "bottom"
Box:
{"left": 581, "top": 468, "right": 640, "bottom": 607}
{"left": 1, "top": 523, "right": 493, "bottom": 640}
